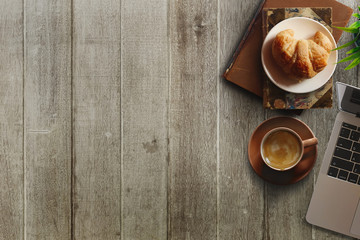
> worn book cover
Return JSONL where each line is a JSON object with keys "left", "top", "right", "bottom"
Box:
{"left": 262, "top": 8, "right": 333, "bottom": 109}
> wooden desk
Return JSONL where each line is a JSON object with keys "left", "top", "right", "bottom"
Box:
{"left": 0, "top": 0, "right": 358, "bottom": 239}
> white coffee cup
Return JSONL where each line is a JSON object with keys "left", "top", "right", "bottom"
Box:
{"left": 260, "top": 127, "right": 318, "bottom": 171}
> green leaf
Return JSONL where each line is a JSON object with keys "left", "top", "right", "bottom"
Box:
{"left": 353, "top": 13, "right": 360, "bottom": 19}
{"left": 332, "top": 34, "right": 359, "bottom": 51}
{"left": 333, "top": 26, "right": 360, "bottom": 33}
{"left": 338, "top": 51, "right": 360, "bottom": 63}
{"left": 348, "top": 21, "right": 360, "bottom": 29}
{"left": 347, "top": 47, "right": 360, "bottom": 54}
{"left": 345, "top": 58, "right": 360, "bottom": 70}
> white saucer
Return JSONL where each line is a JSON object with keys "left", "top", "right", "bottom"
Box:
{"left": 261, "top": 17, "right": 337, "bottom": 94}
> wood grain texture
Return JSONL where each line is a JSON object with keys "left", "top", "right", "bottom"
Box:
{"left": 297, "top": 108, "right": 342, "bottom": 240}
{"left": 309, "top": 1, "right": 358, "bottom": 239}
{"left": 1, "top": 1, "right": 360, "bottom": 240}
{"left": 72, "top": 0, "right": 121, "bottom": 239}
{"left": 0, "top": 1, "right": 23, "bottom": 239}
{"left": 263, "top": 1, "right": 357, "bottom": 239}
{"left": 262, "top": 100, "right": 314, "bottom": 239}
{"left": 24, "top": 0, "right": 72, "bottom": 239}
{"left": 263, "top": 113, "right": 314, "bottom": 239}
{"left": 169, "top": 0, "right": 218, "bottom": 239}
{"left": 121, "top": 0, "right": 168, "bottom": 239}
{"left": 218, "top": 0, "right": 266, "bottom": 239}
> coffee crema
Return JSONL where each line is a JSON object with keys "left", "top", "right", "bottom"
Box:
{"left": 262, "top": 130, "right": 301, "bottom": 170}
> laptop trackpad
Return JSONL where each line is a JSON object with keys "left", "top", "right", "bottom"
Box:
{"left": 351, "top": 199, "right": 360, "bottom": 236}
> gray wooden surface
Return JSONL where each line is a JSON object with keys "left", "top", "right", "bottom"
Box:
{"left": 0, "top": 0, "right": 359, "bottom": 239}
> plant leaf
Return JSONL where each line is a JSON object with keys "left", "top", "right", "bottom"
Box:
{"left": 347, "top": 47, "right": 360, "bottom": 54}
{"left": 333, "top": 25, "right": 360, "bottom": 33}
{"left": 345, "top": 58, "right": 360, "bottom": 70}
{"left": 338, "top": 51, "right": 360, "bottom": 63}
{"left": 332, "top": 34, "right": 359, "bottom": 51}
{"left": 353, "top": 13, "right": 360, "bottom": 19}
{"left": 348, "top": 21, "right": 360, "bottom": 29}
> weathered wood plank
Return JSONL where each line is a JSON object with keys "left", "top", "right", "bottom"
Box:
{"left": 0, "top": 1, "right": 24, "bottom": 239}
{"left": 72, "top": 0, "right": 121, "bottom": 239}
{"left": 263, "top": 114, "right": 314, "bottom": 238}
{"left": 309, "top": 1, "right": 358, "bottom": 239}
{"left": 218, "top": 0, "right": 266, "bottom": 239}
{"left": 168, "top": 1, "right": 218, "bottom": 239}
{"left": 121, "top": 0, "right": 168, "bottom": 239}
{"left": 263, "top": 1, "right": 357, "bottom": 239}
{"left": 24, "top": 0, "right": 72, "bottom": 239}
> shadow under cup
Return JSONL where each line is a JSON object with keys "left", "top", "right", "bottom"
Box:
{"left": 260, "top": 127, "right": 318, "bottom": 171}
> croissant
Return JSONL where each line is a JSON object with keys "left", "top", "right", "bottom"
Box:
{"left": 272, "top": 29, "right": 333, "bottom": 79}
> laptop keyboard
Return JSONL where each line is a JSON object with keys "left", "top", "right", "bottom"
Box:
{"left": 327, "top": 122, "right": 360, "bottom": 185}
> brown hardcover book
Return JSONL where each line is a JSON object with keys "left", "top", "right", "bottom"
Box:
{"left": 223, "top": 0, "right": 353, "bottom": 98}
{"left": 262, "top": 7, "right": 333, "bottom": 109}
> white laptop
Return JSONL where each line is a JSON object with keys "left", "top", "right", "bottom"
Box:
{"left": 307, "top": 82, "right": 360, "bottom": 238}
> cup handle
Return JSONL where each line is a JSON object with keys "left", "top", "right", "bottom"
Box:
{"left": 302, "top": 137, "right": 318, "bottom": 148}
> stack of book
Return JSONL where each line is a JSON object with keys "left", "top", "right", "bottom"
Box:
{"left": 223, "top": 0, "right": 353, "bottom": 110}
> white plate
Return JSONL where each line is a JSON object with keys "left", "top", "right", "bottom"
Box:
{"left": 261, "top": 17, "right": 337, "bottom": 94}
